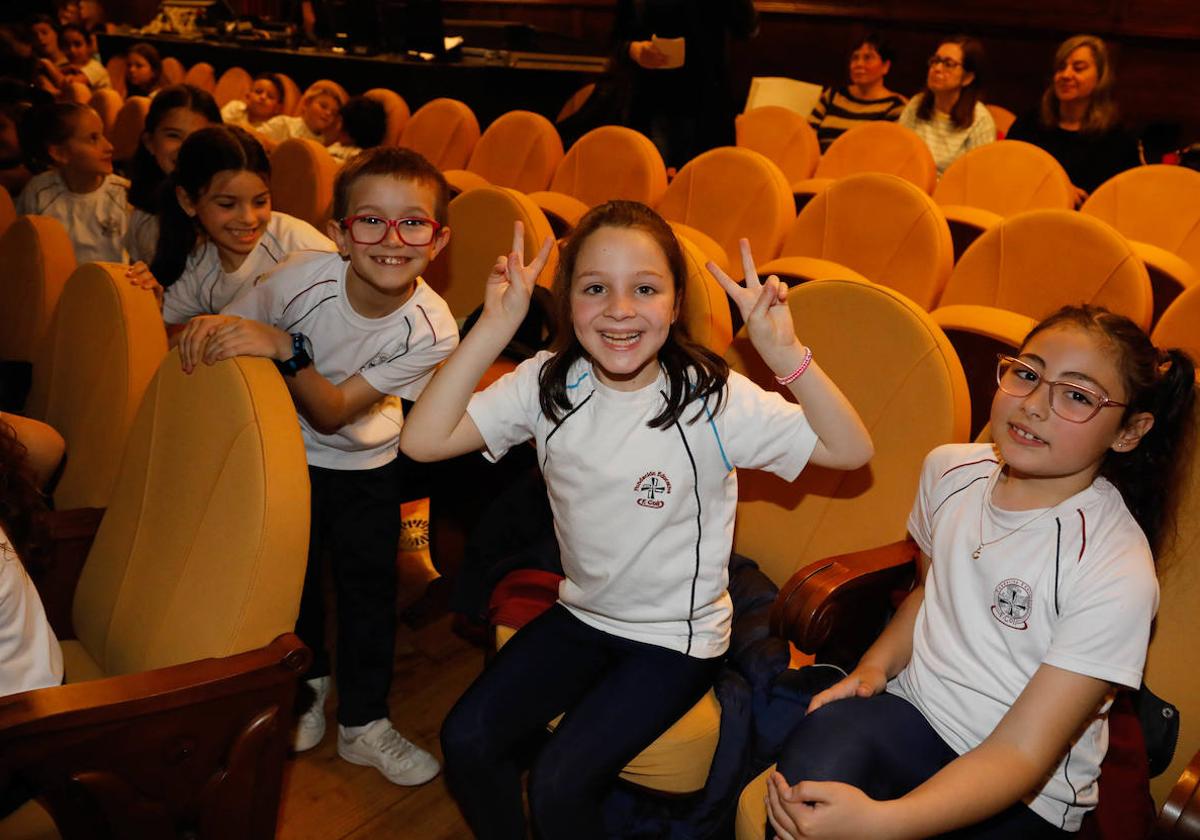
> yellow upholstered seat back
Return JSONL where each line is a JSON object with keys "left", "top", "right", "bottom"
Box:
{"left": 160, "top": 57, "right": 185, "bottom": 86}
{"left": 89, "top": 88, "right": 123, "bottom": 136}
{"left": 676, "top": 231, "right": 733, "bottom": 356}
{"left": 423, "top": 186, "right": 559, "bottom": 319}
{"left": 938, "top": 209, "right": 1153, "bottom": 328}
{"left": 72, "top": 350, "right": 309, "bottom": 676}
{"left": 549, "top": 125, "right": 668, "bottom": 209}
{"left": 814, "top": 122, "right": 938, "bottom": 194}
{"left": 182, "top": 61, "right": 215, "bottom": 92}
{"left": 1152, "top": 284, "right": 1200, "bottom": 365}
{"left": 269, "top": 137, "right": 338, "bottom": 229}
{"left": 27, "top": 263, "right": 166, "bottom": 510}
{"left": 0, "top": 216, "right": 75, "bottom": 370}
{"left": 656, "top": 146, "right": 795, "bottom": 269}
{"left": 110, "top": 96, "right": 150, "bottom": 163}
{"left": 728, "top": 279, "right": 970, "bottom": 586}
{"left": 934, "top": 140, "right": 1075, "bottom": 217}
{"left": 465, "top": 110, "right": 564, "bottom": 194}
{"left": 213, "top": 65, "right": 252, "bottom": 108}
{"left": 735, "top": 106, "right": 821, "bottom": 184}
{"left": 780, "top": 173, "right": 953, "bottom": 310}
{"left": 399, "top": 98, "right": 481, "bottom": 171}
{"left": 1081, "top": 164, "right": 1200, "bottom": 280}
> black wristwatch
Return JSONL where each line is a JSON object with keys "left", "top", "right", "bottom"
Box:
{"left": 275, "top": 332, "right": 314, "bottom": 377}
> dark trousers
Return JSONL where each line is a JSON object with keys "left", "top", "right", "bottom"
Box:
{"left": 296, "top": 460, "right": 400, "bottom": 727}
{"left": 774, "top": 693, "right": 1072, "bottom": 838}
{"left": 441, "top": 604, "right": 722, "bottom": 840}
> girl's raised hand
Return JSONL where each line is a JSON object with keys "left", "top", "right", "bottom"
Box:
{"left": 706, "top": 239, "right": 802, "bottom": 371}
{"left": 483, "top": 220, "right": 554, "bottom": 330}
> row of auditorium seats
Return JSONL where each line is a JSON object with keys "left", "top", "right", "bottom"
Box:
{"left": 1, "top": 221, "right": 1197, "bottom": 838}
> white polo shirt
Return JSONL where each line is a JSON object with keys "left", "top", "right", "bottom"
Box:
{"left": 468, "top": 352, "right": 818, "bottom": 658}
{"left": 1, "top": 526, "right": 63, "bottom": 697}
{"left": 890, "top": 443, "right": 1158, "bottom": 830}
{"left": 162, "top": 211, "right": 334, "bottom": 324}
{"left": 16, "top": 169, "right": 130, "bottom": 264}
{"left": 224, "top": 249, "right": 459, "bottom": 470}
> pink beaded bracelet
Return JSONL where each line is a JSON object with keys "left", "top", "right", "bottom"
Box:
{"left": 775, "top": 347, "right": 813, "bottom": 386}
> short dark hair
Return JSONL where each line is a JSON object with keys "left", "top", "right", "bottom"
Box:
{"left": 332, "top": 145, "right": 449, "bottom": 224}
{"left": 339, "top": 95, "right": 387, "bottom": 150}
{"left": 853, "top": 31, "right": 894, "bottom": 65}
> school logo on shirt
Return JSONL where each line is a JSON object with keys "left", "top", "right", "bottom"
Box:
{"left": 634, "top": 471, "right": 672, "bottom": 509}
{"left": 991, "top": 578, "right": 1032, "bottom": 630}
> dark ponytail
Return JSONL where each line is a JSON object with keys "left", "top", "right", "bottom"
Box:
{"left": 1022, "top": 306, "right": 1198, "bottom": 556}
{"left": 150, "top": 124, "right": 270, "bottom": 289}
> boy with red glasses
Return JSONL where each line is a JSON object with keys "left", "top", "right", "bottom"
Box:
{"left": 178, "top": 146, "right": 457, "bottom": 785}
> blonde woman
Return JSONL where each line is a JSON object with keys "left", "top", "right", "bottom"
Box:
{"left": 1007, "top": 34, "right": 1140, "bottom": 203}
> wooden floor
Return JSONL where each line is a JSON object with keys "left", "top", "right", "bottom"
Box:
{"left": 277, "top": 612, "right": 482, "bottom": 840}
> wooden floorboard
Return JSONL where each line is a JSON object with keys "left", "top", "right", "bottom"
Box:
{"left": 277, "top": 610, "right": 483, "bottom": 839}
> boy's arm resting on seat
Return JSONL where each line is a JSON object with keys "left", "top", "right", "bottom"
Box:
{"left": 769, "top": 665, "right": 1111, "bottom": 840}
{"left": 400, "top": 221, "right": 553, "bottom": 463}
{"left": 706, "top": 240, "right": 873, "bottom": 471}
{"left": 179, "top": 313, "right": 385, "bottom": 434}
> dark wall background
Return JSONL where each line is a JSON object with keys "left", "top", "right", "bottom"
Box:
{"left": 100, "top": 0, "right": 1200, "bottom": 152}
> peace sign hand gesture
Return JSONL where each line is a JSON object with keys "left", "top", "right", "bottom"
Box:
{"left": 483, "top": 220, "right": 554, "bottom": 334}
{"left": 706, "top": 239, "right": 805, "bottom": 374}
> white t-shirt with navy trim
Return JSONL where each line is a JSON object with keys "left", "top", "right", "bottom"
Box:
{"left": 161, "top": 211, "right": 334, "bottom": 324}
{"left": 1, "top": 525, "right": 63, "bottom": 697}
{"left": 16, "top": 169, "right": 130, "bottom": 264}
{"left": 889, "top": 442, "right": 1158, "bottom": 831}
{"left": 467, "top": 352, "right": 819, "bottom": 658}
{"left": 224, "top": 249, "right": 459, "bottom": 469}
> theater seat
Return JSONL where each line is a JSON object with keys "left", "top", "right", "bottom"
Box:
{"left": 656, "top": 146, "right": 795, "bottom": 272}
{"left": 269, "top": 137, "right": 338, "bottom": 229}
{"left": 213, "top": 65, "right": 252, "bottom": 108}
{"left": 364, "top": 88, "right": 411, "bottom": 146}
{"left": 182, "top": 61, "right": 215, "bottom": 93}
{"left": 399, "top": 98, "right": 481, "bottom": 171}
{"left": 88, "top": 88, "right": 122, "bottom": 136}
{"left": 735, "top": 105, "right": 821, "bottom": 185}
{"left": 0, "top": 350, "right": 311, "bottom": 840}
{"left": 759, "top": 172, "right": 953, "bottom": 310}
{"left": 529, "top": 125, "right": 668, "bottom": 234}
{"left": 444, "top": 110, "right": 564, "bottom": 196}
{"left": 933, "top": 140, "right": 1075, "bottom": 259}
{"left": 25, "top": 263, "right": 166, "bottom": 510}
{"left": 792, "top": 122, "right": 938, "bottom": 210}
{"left": 109, "top": 96, "right": 151, "bottom": 164}
{"left": 1151, "top": 283, "right": 1200, "bottom": 366}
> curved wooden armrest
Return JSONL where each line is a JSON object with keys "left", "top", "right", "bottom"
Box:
{"left": 29, "top": 507, "right": 105, "bottom": 641}
{"left": 770, "top": 539, "right": 919, "bottom": 661}
{"left": 1158, "top": 747, "right": 1200, "bottom": 839}
{"left": 0, "top": 634, "right": 311, "bottom": 840}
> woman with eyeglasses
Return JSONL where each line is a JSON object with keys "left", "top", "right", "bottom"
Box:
{"left": 898, "top": 35, "right": 995, "bottom": 176}
{"left": 1007, "top": 35, "right": 1141, "bottom": 205}
{"left": 807, "top": 32, "right": 907, "bottom": 153}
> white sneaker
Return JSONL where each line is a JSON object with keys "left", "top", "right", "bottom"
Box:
{"left": 337, "top": 719, "right": 440, "bottom": 786}
{"left": 293, "top": 676, "right": 331, "bottom": 752}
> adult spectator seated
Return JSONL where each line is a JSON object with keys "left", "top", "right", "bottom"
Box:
{"left": 1007, "top": 34, "right": 1140, "bottom": 205}
{"left": 898, "top": 35, "right": 995, "bottom": 177}
{"left": 808, "top": 33, "right": 906, "bottom": 153}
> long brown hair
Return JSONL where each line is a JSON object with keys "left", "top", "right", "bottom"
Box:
{"left": 915, "top": 35, "right": 985, "bottom": 130}
{"left": 537, "top": 201, "right": 729, "bottom": 429}
{"left": 1039, "top": 34, "right": 1119, "bottom": 134}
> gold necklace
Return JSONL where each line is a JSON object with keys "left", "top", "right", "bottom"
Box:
{"left": 973, "top": 469, "right": 1056, "bottom": 560}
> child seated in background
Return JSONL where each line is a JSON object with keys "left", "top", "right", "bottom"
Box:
{"left": 255, "top": 80, "right": 345, "bottom": 149}
{"left": 219, "top": 72, "right": 285, "bottom": 131}
{"left": 125, "top": 84, "right": 221, "bottom": 265}
{"left": 145, "top": 124, "right": 333, "bottom": 326}
{"left": 124, "top": 42, "right": 162, "bottom": 98}
{"left": 15, "top": 101, "right": 129, "bottom": 263}
{"left": 58, "top": 22, "right": 108, "bottom": 90}
{"left": 176, "top": 146, "right": 459, "bottom": 787}
{"left": 327, "top": 94, "right": 387, "bottom": 163}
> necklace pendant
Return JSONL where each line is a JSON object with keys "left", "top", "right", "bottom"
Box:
{"left": 972, "top": 546, "right": 982, "bottom": 560}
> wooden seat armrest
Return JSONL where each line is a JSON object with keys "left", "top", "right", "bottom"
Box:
{"left": 1157, "top": 747, "right": 1200, "bottom": 839}
{"left": 770, "top": 539, "right": 919, "bottom": 658}
{"left": 0, "top": 633, "right": 311, "bottom": 840}
{"left": 29, "top": 507, "right": 105, "bottom": 641}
